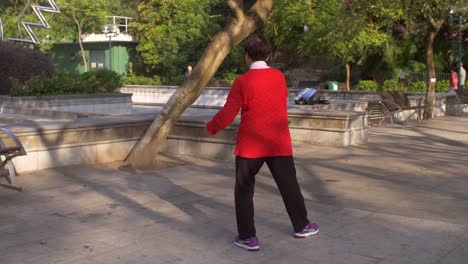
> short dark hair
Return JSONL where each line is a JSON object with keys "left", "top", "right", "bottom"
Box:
{"left": 243, "top": 34, "right": 272, "bottom": 61}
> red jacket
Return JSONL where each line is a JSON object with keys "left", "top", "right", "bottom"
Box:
{"left": 450, "top": 71, "right": 458, "bottom": 89}
{"left": 206, "top": 68, "right": 292, "bottom": 158}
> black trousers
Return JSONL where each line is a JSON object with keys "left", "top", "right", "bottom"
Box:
{"left": 235, "top": 156, "right": 309, "bottom": 239}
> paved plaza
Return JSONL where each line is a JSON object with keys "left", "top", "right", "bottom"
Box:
{"left": 1, "top": 116, "right": 468, "bottom": 264}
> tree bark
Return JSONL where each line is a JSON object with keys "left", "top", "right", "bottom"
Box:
{"left": 423, "top": 17, "right": 445, "bottom": 120}
{"left": 122, "top": 0, "right": 273, "bottom": 169}
{"left": 345, "top": 63, "right": 351, "bottom": 91}
{"left": 73, "top": 14, "right": 88, "bottom": 72}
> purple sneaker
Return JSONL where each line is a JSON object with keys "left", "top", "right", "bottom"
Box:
{"left": 233, "top": 236, "right": 260, "bottom": 251}
{"left": 294, "top": 222, "right": 319, "bottom": 238}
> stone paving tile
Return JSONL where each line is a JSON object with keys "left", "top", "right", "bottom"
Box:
{"left": 324, "top": 212, "right": 466, "bottom": 262}
{"left": 2, "top": 256, "right": 29, "bottom": 264}
{"left": 434, "top": 241, "right": 468, "bottom": 264}
{"left": 86, "top": 246, "right": 155, "bottom": 264}
{"left": 258, "top": 249, "right": 380, "bottom": 264}
{"left": 301, "top": 207, "right": 372, "bottom": 236}
{"left": 2, "top": 116, "right": 468, "bottom": 264}
{"left": 4, "top": 197, "right": 78, "bottom": 219}
{"left": 0, "top": 240, "right": 55, "bottom": 264}
{"left": 0, "top": 223, "right": 67, "bottom": 249}
{"left": 56, "top": 258, "right": 103, "bottom": 264}
{"left": 22, "top": 232, "right": 117, "bottom": 264}
{"left": 91, "top": 223, "right": 174, "bottom": 248}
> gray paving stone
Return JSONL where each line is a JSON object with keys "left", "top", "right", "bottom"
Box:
{"left": 23, "top": 233, "right": 117, "bottom": 264}
{"left": 2, "top": 116, "right": 468, "bottom": 264}
{"left": 435, "top": 242, "right": 468, "bottom": 264}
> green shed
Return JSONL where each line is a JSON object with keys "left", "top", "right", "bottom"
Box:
{"left": 49, "top": 34, "right": 138, "bottom": 75}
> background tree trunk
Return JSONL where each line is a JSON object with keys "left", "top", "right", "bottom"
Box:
{"left": 73, "top": 15, "right": 88, "bottom": 72}
{"left": 345, "top": 63, "right": 351, "bottom": 91}
{"left": 423, "top": 17, "right": 445, "bottom": 120}
{"left": 423, "top": 30, "right": 437, "bottom": 119}
{"left": 122, "top": 0, "right": 273, "bottom": 169}
{"left": 77, "top": 27, "right": 87, "bottom": 72}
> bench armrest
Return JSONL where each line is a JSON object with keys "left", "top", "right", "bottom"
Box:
{"left": 379, "top": 99, "right": 402, "bottom": 113}
{"left": 0, "top": 128, "right": 26, "bottom": 156}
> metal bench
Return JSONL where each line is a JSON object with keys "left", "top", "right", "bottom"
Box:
{"left": 0, "top": 127, "right": 26, "bottom": 191}
{"left": 374, "top": 91, "right": 423, "bottom": 125}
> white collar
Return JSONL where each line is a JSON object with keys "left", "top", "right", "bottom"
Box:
{"left": 249, "top": 61, "right": 270, "bottom": 70}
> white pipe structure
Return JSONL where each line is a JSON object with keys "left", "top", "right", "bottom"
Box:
{"left": 9, "top": 0, "right": 61, "bottom": 44}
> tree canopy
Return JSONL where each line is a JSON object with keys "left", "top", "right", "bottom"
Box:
{"left": 266, "top": 0, "right": 389, "bottom": 89}
{"left": 1, "top": 0, "right": 466, "bottom": 87}
{"left": 133, "top": 0, "right": 247, "bottom": 84}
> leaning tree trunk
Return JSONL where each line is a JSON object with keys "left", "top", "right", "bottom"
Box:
{"left": 423, "top": 16, "right": 446, "bottom": 120}
{"left": 122, "top": 0, "right": 273, "bottom": 169}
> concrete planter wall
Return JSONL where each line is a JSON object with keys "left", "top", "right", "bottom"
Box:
{"left": 120, "top": 85, "right": 370, "bottom": 112}
{"left": 4, "top": 107, "right": 368, "bottom": 172}
{"left": 0, "top": 93, "right": 132, "bottom": 110}
{"left": 120, "top": 85, "right": 229, "bottom": 108}
{"left": 1, "top": 87, "right": 462, "bottom": 173}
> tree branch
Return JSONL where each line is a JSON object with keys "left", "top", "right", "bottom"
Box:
{"left": 227, "top": 0, "right": 244, "bottom": 21}
{"left": 247, "top": 0, "right": 273, "bottom": 26}
{"left": 428, "top": 15, "right": 437, "bottom": 28}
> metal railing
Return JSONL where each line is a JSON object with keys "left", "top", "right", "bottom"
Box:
{"left": 405, "top": 72, "right": 451, "bottom": 83}
{"left": 106, "top": 16, "right": 133, "bottom": 33}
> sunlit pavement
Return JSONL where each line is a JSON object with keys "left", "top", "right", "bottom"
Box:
{"left": 1, "top": 116, "right": 468, "bottom": 264}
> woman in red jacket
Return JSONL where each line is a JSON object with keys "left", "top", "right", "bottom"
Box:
{"left": 449, "top": 66, "right": 459, "bottom": 93}
{"left": 206, "top": 34, "right": 318, "bottom": 251}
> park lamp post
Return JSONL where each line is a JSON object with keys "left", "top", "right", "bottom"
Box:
{"left": 451, "top": 10, "right": 463, "bottom": 90}
{"left": 102, "top": 24, "right": 120, "bottom": 71}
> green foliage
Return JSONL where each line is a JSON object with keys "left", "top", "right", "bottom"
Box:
{"left": 162, "top": 75, "right": 185, "bottom": 87}
{"left": 80, "top": 69, "right": 122, "bottom": 93}
{"left": 265, "top": 0, "right": 467, "bottom": 86}
{"left": 436, "top": 80, "right": 449, "bottom": 93}
{"left": 355, "top": 80, "right": 379, "bottom": 91}
{"left": 10, "top": 70, "right": 121, "bottom": 96}
{"left": 0, "top": 0, "right": 137, "bottom": 75}
{"left": 220, "top": 72, "right": 240, "bottom": 86}
{"left": 264, "top": 0, "right": 314, "bottom": 54}
{"left": 266, "top": 0, "right": 389, "bottom": 64}
{"left": 382, "top": 79, "right": 402, "bottom": 91}
{"left": 134, "top": 0, "right": 225, "bottom": 82}
{"left": 0, "top": 42, "right": 55, "bottom": 94}
{"left": 408, "top": 61, "right": 427, "bottom": 73}
{"left": 407, "top": 81, "right": 426, "bottom": 92}
{"left": 208, "top": 72, "right": 240, "bottom": 87}
{"left": 122, "top": 75, "right": 162, "bottom": 85}
{"left": 0, "top": 1, "right": 25, "bottom": 41}
{"left": 406, "top": 80, "right": 449, "bottom": 93}
{"left": 285, "top": 74, "right": 295, "bottom": 88}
